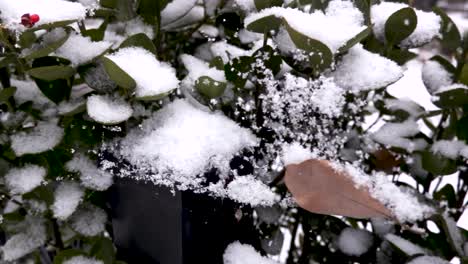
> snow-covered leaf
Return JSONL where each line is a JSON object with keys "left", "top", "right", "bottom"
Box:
{"left": 86, "top": 95, "right": 133, "bottom": 125}
{"left": 384, "top": 7, "right": 417, "bottom": 45}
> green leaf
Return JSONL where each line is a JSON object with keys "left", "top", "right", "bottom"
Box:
{"left": 338, "top": 27, "right": 372, "bottom": 54}
{"left": 29, "top": 20, "right": 77, "bottom": 31}
{"left": 101, "top": 57, "right": 136, "bottom": 90}
{"left": 120, "top": 33, "right": 157, "bottom": 55}
{"left": 209, "top": 56, "right": 225, "bottom": 70}
{"left": 23, "top": 186, "right": 54, "bottom": 206}
{"left": 90, "top": 237, "right": 115, "bottom": 264}
{"left": 100, "top": 0, "right": 117, "bottom": 8}
{"left": 430, "top": 55, "right": 457, "bottom": 75}
{"left": 421, "top": 151, "right": 458, "bottom": 175}
{"left": 456, "top": 115, "right": 468, "bottom": 142}
{"left": 136, "top": 0, "right": 167, "bottom": 25}
{"left": 246, "top": 15, "right": 282, "bottom": 34}
{"left": 0, "top": 54, "right": 16, "bottom": 68}
{"left": 433, "top": 184, "right": 456, "bottom": 208}
{"left": 0, "top": 87, "right": 16, "bottom": 102}
{"left": 195, "top": 76, "right": 227, "bottom": 99}
{"left": 459, "top": 63, "right": 468, "bottom": 86}
{"left": 384, "top": 7, "right": 417, "bottom": 45}
{"left": 284, "top": 19, "right": 333, "bottom": 74}
{"left": 433, "top": 7, "right": 461, "bottom": 53}
{"left": 254, "top": 0, "right": 283, "bottom": 10}
{"left": 353, "top": 0, "right": 370, "bottom": 25}
{"left": 23, "top": 32, "right": 70, "bottom": 60}
{"left": 28, "top": 66, "right": 75, "bottom": 81}
{"left": 433, "top": 88, "right": 468, "bottom": 109}
{"left": 253, "top": 45, "right": 282, "bottom": 76}
{"left": 386, "top": 49, "right": 417, "bottom": 65}
{"left": 53, "top": 250, "right": 85, "bottom": 264}
{"left": 224, "top": 56, "right": 253, "bottom": 88}
{"left": 116, "top": 0, "right": 136, "bottom": 21}
{"left": 19, "top": 31, "right": 37, "bottom": 49}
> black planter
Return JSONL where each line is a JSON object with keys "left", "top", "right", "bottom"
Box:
{"left": 108, "top": 177, "right": 261, "bottom": 264}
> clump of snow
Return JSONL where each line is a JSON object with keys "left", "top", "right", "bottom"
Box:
{"left": 385, "top": 233, "right": 426, "bottom": 255}
{"left": 1, "top": 217, "right": 46, "bottom": 261}
{"left": 63, "top": 256, "right": 103, "bottom": 264}
{"left": 432, "top": 140, "right": 467, "bottom": 159}
{"left": 52, "top": 182, "right": 84, "bottom": 220}
{"left": 226, "top": 176, "right": 278, "bottom": 206}
{"left": 86, "top": 95, "right": 133, "bottom": 125}
{"left": 118, "top": 99, "right": 258, "bottom": 185}
{"left": 329, "top": 44, "right": 403, "bottom": 91}
{"left": 106, "top": 47, "right": 179, "bottom": 99}
{"left": 436, "top": 83, "right": 468, "bottom": 94}
{"left": 161, "top": 0, "right": 198, "bottom": 25}
{"left": 245, "top": 0, "right": 366, "bottom": 53}
{"left": 55, "top": 32, "right": 111, "bottom": 66}
{"left": 223, "top": 241, "right": 278, "bottom": 264}
{"left": 422, "top": 60, "right": 453, "bottom": 94}
{"left": 384, "top": 98, "right": 423, "bottom": 118}
{"left": 407, "top": 256, "right": 450, "bottom": 264}
{"left": 11, "top": 79, "right": 53, "bottom": 108}
{"left": 337, "top": 228, "right": 374, "bottom": 256}
{"left": 371, "top": 2, "right": 441, "bottom": 47}
{"left": 11, "top": 121, "right": 64, "bottom": 156}
{"left": 310, "top": 78, "right": 345, "bottom": 117}
{"left": 104, "top": 18, "right": 154, "bottom": 48}
{"left": 69, "top": 204, "right": 107, "bottom": 236}
{"left": 372, "top": 120, "right": 424, "bottom": 151}
{"left": 5, "top": 165, "right": 46, "bottom": 195}
{"left": 180, "top": 54, "right": 226, "bottom": 87}
{"left": 58, "top": 98, "right": 86, "bottom": 116}
{"left": 210, "top": 41, "right": 256, "bottom": 62}
{"left": 162, "top": 5, "right": 205, "bottom": 30}
{"left": 234, "top": 0, "right": 256, "bottom": 12}
{"left": 0, "top": 0, "right": 86, "bottom": 30}
{"left": 66, "top": 155, "right": 113, "bottom": 191}
{"left": 282, "top": 142, "right": 315, "bottom": 165}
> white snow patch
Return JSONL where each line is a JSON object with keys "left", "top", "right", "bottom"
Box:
{"left": 371, "top": 2, "right": 441, "bottom": 47}
{"left": 226, "top": 176, "right": 278, "bottom": 206}
{"left": 422, "top": 60, "right": 453, "bottom": 94}
{"left": 11, "top": 121, "right": 64, "bottom": 156}
{"left": 408, "top": 256, "right": 450, "bottom": 264}
{"left": 1, "top": 217, "right": 46, "bottom": 261}
{"left": 432, "top": 140, "right": 467, "bottom": 159}
{"left": 63, "top": 256, "right": 103, "bottom": 264}
{"left": 282, "top": 142, "right": 315, "bottom": 166}
{"left": 337, "top": 228, "right": 374, "bottom": 256}
{"left": 69, "top": 204, "right": 107, "bottom": 237}
{"left": 234, "top": 0, "right": 256, "bottom": 12}
{"left": 52, "top": 182, "right": 84, "bottom": 220}
{"left": 385, "top": 233, "right": 427, "bottom": 255}
{"left": 372, "top": 120, "right": 423, "bottom": 151}
{"left": 55, "top": 32, "right": 111, "bottom": 65}
{"left": 66, "top": 155, "right": 113, "bottom": 191}
{"left": 330, "top": 44, "right": 403, "bottom": 91}
{"left": 86, "top": 95, "right": 133, "bottom": 125}
{"left": 180, "top": 54, "right": 226, "bottom": 87}
{"left": 5, "top": 165, "right": 46, "bottom": 195}
{"left": 11, "top": 79, "right": 53, "bottom": 107}
{"left": 384, "top": 98, "right": 424, "bottom": 118}
{"left": 223, "top": 241, "right": 279, "bottom": 264}
{"left": 161, "top": 0, "right": 198, "bottom": 25}
{"left": 310, "top": 78, "right": 345, "bottom": 117}
{"left": 106, "top": 47, "right": 179, "bottom": 98}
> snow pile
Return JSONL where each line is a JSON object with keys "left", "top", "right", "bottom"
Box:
{"left": 104, "top": 18, "right": 154, "bottom": 48}
{"left": 385, "top": 233, "right": 426, "bottom": 255}
{"left": 422, "top": 60, "right": 453, "bottom": 94}
{"left": 372, "top": 120, "right": 425, "bottom": 151}
{"left": 5, "top": 165, "right": 46, "bottom": 195}
{"left": 234, "top": 0, "right": 256, "bottom": 12}
{"left": 106, "top": 47, "right": 180, "bottom": 99}
{"left": 210, "top": 41, "right": 261, "bottom": 62}
{"left": 371, "top": 2, "right": 441, "bottom": 47}
{"left": 245, "top": 0, "right": 366, "bottom": 53}
{"left": 0, "top": 0, "right": 86, "bottom": 30}
{"left": 384, "top": 98, "right": 424, "bottom": 118}
{"left": 330, "top": 44, "right": 403, "bottom": 92}
{"left": 87, "top": 95, "right": 133, "bottom": 125}
{"left": 226, "top": 176, "right": 278, "bottom": 206}
{"left": 52, "top": 182, "right": 84, "bottom": 220}
{"left": 69, "top": 204, "right": 107, "bottom": 236}
{"left": 63, "top": 256, "right": 104, "bottom": 264}
{"left": 161, "top": 0, "right": 198, "bottom": 25}
{"left": 407, "top": 256, "right": 450, "bottom": 264}
{"left": 11, "top": 121, "right": 64, "bottom": 156}
{"left": 223, "top": 241, "right": 278, "bottom": 264}
{"left": 11, "top": 79, "right": 53, "bottom": 108}
{"left": 55, "top": 32, "right": 111, "bottom": 65}
{"left": 432, "top": 140, "right": 467, "bottom": 159}
{"left": 310, "top": 79, "right": 345, "bottom": 117}
{"left": 1, "top": 217, "right": 46, "bottom": 261}
{"left": 180, "top": 54, "right": 226, "bottom": 87}
{"left": 118, "top": 99, "right": 258, "bottom": 184}
{"left": 66, "top": 155, "right": 113, "bottom": 191}
{"left": 282, "top": 142, "right": 316, "bottom": 165}
{"left": 337, "top": 228, "right": 374, "bottom": 256}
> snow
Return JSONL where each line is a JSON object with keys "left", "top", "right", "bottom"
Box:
{"left": 104, "top": 18, "right": 154, "bottom": 48}
{"left": 69, "top": 204, "right": 107, "bottom": 237}
{"left": 161, "top": 0, "right": 198, "bottom": 25}
{"left": 432, "top": 140, "right": 467, "bottom": 159}
{"left": 52, "top": 182, "right": 84, "bottom": 220}
{"left": 118, "top": 99, "right": 258, "bottom": 184}
{"left": 66, "top": 155, "right": 113, "bottom": 191}
{"left": 422, "top": 60, "right": 453, "bottom": 94}
{"left": 86, "top": 95, "right": 133, "bottom": 125}
{"left": 63, "top": 256, "right": 104, "bottom": 264}
{"left": 437, "top": 83, "right": 468, "bottom": 94}
{"left": 385, "top": 233, "right": 426, "bottom": 256}
{"left": 329, "top": 44, "right": 404, "bottom": 92}
{"left": 226, "top": 176, "right": 278, "bottom": 206}
{"left": 372, "top": 120, "right": 424, "bottom": 151}
{"left": 282, "top": 142, "right": 315, "bottom": 165}
{"left": 245, "top": 0, "right": 366, "bottom": 53}
{"left": 162, "top": 5, "right": 204, "bottom": 30}
{"left": 371, "top": 2, "right": 441, "bottom": 47}
{"left": 310, "top": 78, "right": 345, "bottom": 117}
{"left": 234, "top": 0, "right": 256, "bottom": 12}
{"left": 106, "top": 47, "right": 179, "bottom": 99}
{"left": 5, "top": 165, "right": 46, "bottom": 195}
{"left": 1, "top": 217, "right": 46, "bottom": 261}
{"left": 55, "top": 32, "right": 111, "bottom": 66}
{"left": 180, "top": 54, "right": 226, "bottom": 88}
{"left": 384, "top": 98, "right": 424, "bottom": 118}
{"left": 210, "top": 41, "right": 256, "bottom": 62}
{"left": 11, "top": 79, "right": 53, "bottom": 108}
{"left": 408, "top": 256, "right": 450, "bottom": 264}
{"left": 337, "top": 228, "right": 374, "bottom": 256}
{"left": 223, "top": 241, "right": 278, "bottom": 264}
{"left": 0, "top": 0, "right": 87, "bottom": 30}
{"left": 11, "top": 121, "right": 64, "bottom": 156}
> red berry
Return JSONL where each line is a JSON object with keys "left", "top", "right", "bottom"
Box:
{"left": 30, "top": 14, "right": 40, "bottom": 24}
{"left": 21, "top": 13, "right": 32, "bottom": 27}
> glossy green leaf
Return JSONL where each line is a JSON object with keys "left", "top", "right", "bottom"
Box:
{"left": 120, "top": 33, "right": 157, "bottom": 55}
{"left": 338, "top": 27, "right": 372, "bottom": 54}
{"left": 433, "top": 7, "right": 461, "bottom": 53}
{"left": 224, "top": 56, "right": 253, "bottom": 88}
{"left": 385, "top": 7, "right": 417, "bottom": 45}
{"left": 459, "top": 63, "right": 468, "bottom": 86}
{"left": 434, "top": 88, "right": 468, "bottom": 109}
{"left": 23, "top": 32, "right": 70, "bottom": 60}
{"left": 430, "top": 55, "right": 457, "bottom": 75}
{"left": 30, "top": 20, "right": 77, "bottom": 31}
{"left": 421, "top": 151, "right": 458, "bottom": 175}
{"left": 433, "top": 184, "right": 456, "bottom": 208}
{"left": 90, "top": 237, "right": 116, "bottom": 264}
{"left": 195, "top": 76, "right": 227, "bottom": 99}
{"left": 246, "top": 15, "right": 282, "bottom": 34}
{"left": 19, "top": 31, "right": 37, "bottom": 49}
{"left": 28, "top": 65, "right": 75, "bottom": 81}
{"left": 456, "top": 115, "right": 468, "bottom": 142}
{"left": 0, "top": 87, "right": 16, "bottom": 102}
{"left": 209, "top": 56, "right": 225, "bottom": 70}
{"left": 386, "top": 48, "right": 417, "bottom": 65}
{"left": 53, "top": 250, "right": 86, "bottom": 264}
{"left": 23, "top": 186, "right": 54, "bottom": 205}
{"left": 255, "top": 0, "right": 283, "bottom": 10}
{"left": 101, "top": 57, "right": 136, "bottom": 90}
{"left": 136, "top": 0, "right": 167, "bottom": 25}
